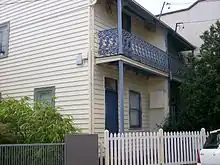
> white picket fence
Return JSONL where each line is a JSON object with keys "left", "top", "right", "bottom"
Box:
{"left": 102, "top": 128, "right": 208, "bottom": 165}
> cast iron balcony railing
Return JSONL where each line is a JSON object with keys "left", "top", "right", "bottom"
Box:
{"left": 98, "top": 28, "right": 184, "bottom": 77}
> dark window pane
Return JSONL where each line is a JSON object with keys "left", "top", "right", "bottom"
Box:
{"left": 204, "top": 132, "right": 220, "bottom": 149}
{"left": 34, "top": 87, "right": 55, "bottom": 106}
{"left": 105, "top": 77, "right": 117, "bottom": 92}
{"left": 130, "top": 92, "right": 140, "bottom": 109}
{"left": 123, "top": 13, "right": 131, "bottom": 32}
{"left": 130, "top": 109, "right": 139, "bottom": 126}
{"left": 129, "top": 91, "right": 141, "bottom": 128}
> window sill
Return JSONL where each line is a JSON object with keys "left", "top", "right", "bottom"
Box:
{"left": 129, "top": 127, "right": 142, "bottom": 131}
{"left": 0, "top": 55, "right": 8, "bottom": 59}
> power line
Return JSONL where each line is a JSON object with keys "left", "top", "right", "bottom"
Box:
{"left": 169, "top": 1, "right": 195, "bottom": 5}
{"left": 175, "top": 17, "right": 220, "bottom": 31}
{"left": 182, "top": 17, "right": 220, "bottom": 24}
{"left": 170, "top": 0, "right": 220, "bottom": 5}
{"left": 205, "top": 0, "right": 220, "bottom": 2}
{"left": 167, "top": 0, "right": 220, "bottom": 6}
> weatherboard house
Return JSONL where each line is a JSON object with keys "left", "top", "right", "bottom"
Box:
{"left": 0, "top": 0, "right": 195, "bottom": 136}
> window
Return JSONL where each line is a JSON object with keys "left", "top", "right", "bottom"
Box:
{"left": 105, "top": 77, "right": 117, "bottom": 92}
{"left": 0, "top": 22, "right": 9, "bottom": 58}
{"left": 34, "top": 86, "right": 55, "bottom": 105}
{"left": 129, "top": 91, "right": 141, "bottom": 128}
{"left": 204, "top": 132, "right": 220, "bottom": 149}
{"left": 122, "top": 13, "right": 131, "bottom": 32}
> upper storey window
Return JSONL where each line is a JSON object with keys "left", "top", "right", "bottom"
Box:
{"left": 0, "top": 22, "right": 9, "bottom": 58}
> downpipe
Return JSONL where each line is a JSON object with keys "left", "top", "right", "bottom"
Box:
{"left": 88, "top": 0, "right": 97, "bottom": 133}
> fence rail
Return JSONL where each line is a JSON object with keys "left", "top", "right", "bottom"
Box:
{"left": 104, "top": 128, "right": 208, "bottom": 165}
{"left": 0, "top": 143, "right": 65, "bottom": 165}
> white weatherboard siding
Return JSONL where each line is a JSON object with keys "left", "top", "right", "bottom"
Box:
{"left": 131, "top": 17, "right": 167, "bottom": 51}
{"left": 94, "top": 64, "right": 149, "bottom": 136}
{"left": 0, "top": 0, "right": 90, "bottom": 132}
{"left": 93, "top": 64, "right": 169, "bottom": 136}
{"left": 93, "top": 3, "right": 169, "bottom": 135}
{"left": 148, "top": 77, "right": 169, "bottom": 131}
{"left": 94, "top": 3, "right": 167, "bottom": 56}
{"left": 161, "top": 1, "right": 220, "bottom": 52}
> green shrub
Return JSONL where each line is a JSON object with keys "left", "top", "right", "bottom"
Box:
{"left": 0, "top": 97, "right": 79, "bottom": 144}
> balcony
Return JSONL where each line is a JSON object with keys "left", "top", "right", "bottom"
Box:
{"left": 98, "top": 28, "right": 184, "bottom": 78}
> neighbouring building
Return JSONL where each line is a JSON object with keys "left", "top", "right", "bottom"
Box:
{"left": 0, "top": 0, "right": 195, "bottom": 136}
{"left": 160, "top": 0, "right": 220, "bottom": 54}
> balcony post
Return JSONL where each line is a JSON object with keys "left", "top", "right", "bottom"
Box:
{"left": 119, "top": 60, "right": 124, "bottom": 133}
{"left": 165, "top": 31, "right": 171, "bottom": 119}
{"left": 117, "top": 0, "right": 123, "bottom": 54}
{"left": 118, "top": 0, "right": 124, "bottom": 133}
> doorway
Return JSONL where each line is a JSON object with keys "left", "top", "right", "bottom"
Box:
{"left": 105, "top": 77, "right": 118, "bottom": 133}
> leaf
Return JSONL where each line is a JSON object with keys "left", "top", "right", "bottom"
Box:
{"left": 163, "top": 20, "right": 220, "bottom": 131}
{"left": 0, "top": 97, "right": 79, "bottom": 144}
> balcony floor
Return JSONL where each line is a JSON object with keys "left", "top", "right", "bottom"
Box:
{"left": 95, "top": 55, "right": 169, "bottom": 78}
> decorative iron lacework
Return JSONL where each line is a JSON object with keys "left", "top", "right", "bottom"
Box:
{"left": 98, "top": 29, "right": 119, "bottom": 56}
{"left": 98, "top": 28, "right": 183, "bottom": 75}
{"left": 122, "top": 30, "right": 168, "bottom": 72}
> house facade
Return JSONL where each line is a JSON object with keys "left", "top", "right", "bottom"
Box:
{"left": 160, "top": 0, "right": 220, "bottom": 54}
{"left": 0, "top": 0, "right": 194, "bottom": 136}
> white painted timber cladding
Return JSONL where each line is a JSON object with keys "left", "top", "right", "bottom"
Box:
{"left": 0, "top": 0, "right": 90, "bottom": 131}
{"left": 148, "top": 77, "right": 169, "bottom": 131}
{"left": 94, "top": 64, "right": 149, "bottom": 136}
{"left": 94, "top": 3, "right": 167, "bottom": 56}
{"left": 93, "top": 3, "right": 169, "bottom": 135}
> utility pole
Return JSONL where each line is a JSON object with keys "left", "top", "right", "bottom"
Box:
{"left": 158, "top": 2, "right": 171, "bottom": 20}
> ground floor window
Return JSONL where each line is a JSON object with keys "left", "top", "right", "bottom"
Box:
{"left": 34, "top": 86, "right": 55, "bottom": 106}
{"left": 129, "top": 90, "right": 141, "bottom": 128}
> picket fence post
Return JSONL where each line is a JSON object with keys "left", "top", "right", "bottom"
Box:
{"left": 201, "top": 128, "right": 206, "bottom": 146}
{"left": 158, "top": 129, "right": 164, "bottom": 165}
{"left": 104, "top": 130, "right": 110, "bottom": 165}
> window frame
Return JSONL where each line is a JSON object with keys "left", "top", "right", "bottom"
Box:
{"left": 0, "top": 22, "right": 10, "bottom": 59}
{"left": 129, "top": 90, "right": 142, "bottom": 129}
{"left": 34, "top": 86, "right": 55, "bottom": 106}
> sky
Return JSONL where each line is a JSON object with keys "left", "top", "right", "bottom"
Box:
{"left": 135, "top": 0, "right": 197, "bottom": 15}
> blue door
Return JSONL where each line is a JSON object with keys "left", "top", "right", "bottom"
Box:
{"left": 105, "top": 78, "right": 118, "bottom": 133}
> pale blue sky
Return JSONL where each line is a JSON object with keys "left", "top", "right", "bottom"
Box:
{"left": 135, "top": 0, "right": 197, "bottom": 15}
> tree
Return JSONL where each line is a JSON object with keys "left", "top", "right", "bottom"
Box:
{"left": 164, "top": 21, "right": 220, "bottom": 131}
{"left": 0, "top": 97, "right": 79, "bottom": 144}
